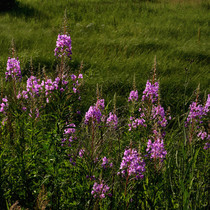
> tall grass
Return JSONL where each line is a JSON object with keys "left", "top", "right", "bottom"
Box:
{"left": 0, "top": 0, "right": 209, "bottom": 114}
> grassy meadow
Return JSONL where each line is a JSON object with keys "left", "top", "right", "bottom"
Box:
{"left": 0, "top": 0, "right": 209, "bottom": 209}
{"left": 0, "top": 0, "right": 209, "bottom": 113}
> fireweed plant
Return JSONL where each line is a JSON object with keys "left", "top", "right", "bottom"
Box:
{"left": 185, "top": 90, "right": 210, "bottom": 148}
{"left": 0, "top": 34, "right": 209, "bottom": 209}
{"left": 0, "top": 26, "right": 84, "bottom": 209}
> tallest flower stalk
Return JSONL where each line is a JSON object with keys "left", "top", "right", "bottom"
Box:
{"left": 5, "top": 57, "right": 22, "bottom": 81}
{"left": 54, "top": 34, "right": 72, "bottom": 58}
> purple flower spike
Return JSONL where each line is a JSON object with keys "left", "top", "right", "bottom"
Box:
{"left": 118, "top": 148, "right": 145, "bottom": 179}
{"left": 106, "top": 112, "right": 118, "bottom": 128}
{"left": 5, "top": 57, "right": 22, "bottom": 81}
{"left": 96, "top": 99, "right": 105, "bottom": 110}
{"left": 128, "top": 90, "right": 138, "bottom": 102}
{"left": 84, "top": 99, "right": 105, "bottom": 125}
{"left": 91, "top": 181, "right": 110, "bottom": 199}
{"left": 186, "top": 102, "right": 206, "bottom": 125}
{"left": 146, "top": 138, "right": 167, "bottom": 161}
{"left": 142, "top": 80, "right": 159, "bottom": 103}
{"left": 185, "top": 96, "right": 209, "bottom": 148}
{"left": 54, "top": 34, "right": 72, "bottom": 58}
{"left": 151, "top": 105, "right": 168, "bottom": 127}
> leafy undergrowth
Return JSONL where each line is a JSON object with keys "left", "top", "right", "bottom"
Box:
{"left": 0, "top": 0, "right": 209, "bottom": 116}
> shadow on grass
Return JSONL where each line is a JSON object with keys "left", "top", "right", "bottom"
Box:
{"left": 0, "top": 1, "right": 48, "bottom": 20}
{"left": 178, "top": 51, "right": 210, "bottom": 65}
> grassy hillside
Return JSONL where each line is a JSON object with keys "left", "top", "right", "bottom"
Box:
{"left": 0, "top": 0, "right": 209, "bottom": 113}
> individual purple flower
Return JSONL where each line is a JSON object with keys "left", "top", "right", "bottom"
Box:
{"left": 71, "top": 74, "right": 77, "bottom": 81}
{"left": 79, "top": 149, "right": 85, "bottom": 158}
{"left": 197, "top": 131, "right": 207, "bottom": 140}
{"left": 54, "top": 34, "right": 72, "bottom": 58}
{"left": 69, "top": 157, "right": 76, "bottom": 166}
{"left": 22, "top": 107, "right": 27, "bottom": 111}
{"left": 22, "top": 90, "right": 28, "bottom": 99}
{"left": 128, "top": 90, "right": 138, "bottom": 102}
{"left": 17, "top": 92, "right": 21, "bottom": 99}
{"left": 91, "top": 181, "right": 110, "bottom": 199}
{"left": 118, "top": 148, "right": 145, "bottom": 179}
{"left": 2, "top": 98, "right": 8, "bottom": 103}
{"left": 142, "top": 80, "right": 159, "bottom": 103}
{"left": 146, "top": 138, "right": 167, "bottom": 161}
{"left": 5, "top": 57, "right": 22, "bottom": 81}
{"left": 204, "top": 142, "right": 210, "bottom": 150}
{"left": 77, "top": 110, "right": 81, "bottom": 115}
{"left": 78, "top": 74, "right": 83, "bottom": 79}
{"left": 106, "top": 112, "right": 118, "bottom": 128}
{"left": 0, "top": 97, "right": 9, "bottom": 114}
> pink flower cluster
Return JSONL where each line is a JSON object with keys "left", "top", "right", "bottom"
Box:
{"left": 5, "top": 57, "right": 22, "bottom": 81}
{"left": 54, "top": 34, "right": 72, "bottom": 58}
{"left": 85, "top": 99, "right": 118, "bottom": 129}
{"left": 186, "top": 94, "right": 209, "bottom": 125}
{"left": 128, "top": 80, "right": 168, "bottom": 161}
{"left": 142, "top": 80, "right": 159, "bottom": 103}
{"left": 84, "top": 99, "right": 104, "bottom": 125}
{"left": 17, "top": 76, "right": 70, "bottom": 103}
{"left": 118, "top": 148, "right": 145, "bottom": 179}
{"left": 128, "top": 108, "right": 146, "bottom": 131}
{"left": 186, "top": 102, "right": 206, "bottom": 125}
{"left": 128, "top": 90, "right": 138, "bottom": 102}
{"left": 106, "top": 112, "right": 118, "bottom": 128}
{"left": 91, "top": 181, "right": 111, "bottom": 199}
{"left": 146, "top": 137, "right": 167, "bottom": 161}
{"left": 26, "top": 76, "right": 42, "bottom": 97}
{"left": 85, "top": 105, "right": 102, "bottom": 125}
{"left": 185, "top": 95, "right": 210, "bottom": 149}
{"left": 0, "top": 97, "right": 8, "bottom": 114}
{"left": 62, "top": 123, "right": 76, "bottom": 147}
{"left": 71, "top": 73, "right": 83, "bottom": 94}
{"left": 151, "top": 105, "right": 168, "bottom": 127}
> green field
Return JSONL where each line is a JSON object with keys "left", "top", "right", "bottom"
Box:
{"left": 0, "top": 1, "right": 209, "bottom": 209}
{"left": 0, "top": 0, "right": 209, "bottom": 113}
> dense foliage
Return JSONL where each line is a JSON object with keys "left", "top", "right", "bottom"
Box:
{"left": 0, "top": 0, "right": 209, "bottom": 116}
{"left": 0, "top": 26, "right": 209, "bottom": 209}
